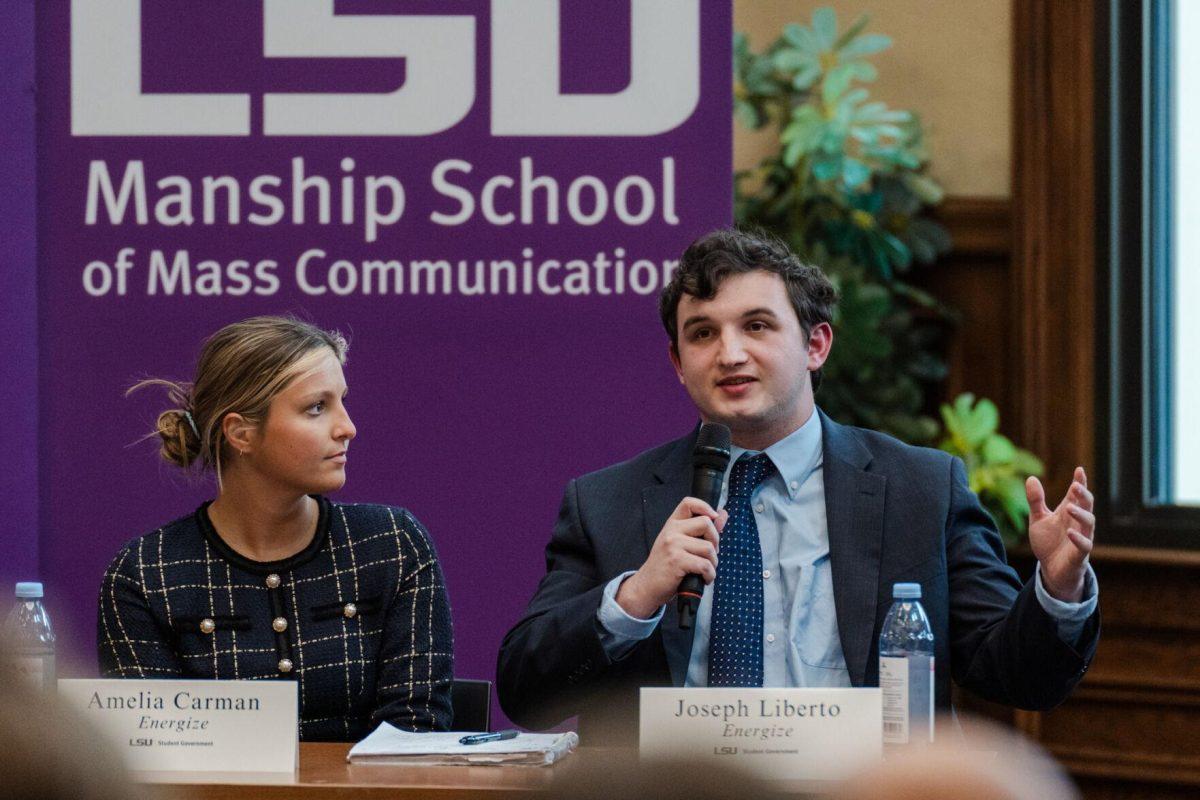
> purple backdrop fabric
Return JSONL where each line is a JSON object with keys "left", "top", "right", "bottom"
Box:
{"left": 26, "top": 0, "right": 730, "bottom": 728}
{"left": 0, "top": 0, "right": 38, "bottom": 592}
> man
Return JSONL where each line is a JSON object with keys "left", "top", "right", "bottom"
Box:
{"left": 497, "top": 229, "right": 1098, "bottom": 741}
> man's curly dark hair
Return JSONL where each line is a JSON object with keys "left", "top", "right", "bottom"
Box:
{"left": 659, "top": 228, "right": 838, "bottom": 391}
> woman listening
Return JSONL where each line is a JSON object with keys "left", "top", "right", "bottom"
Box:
{"left": 98, "top": 316, "right": 453, "bottom": 741}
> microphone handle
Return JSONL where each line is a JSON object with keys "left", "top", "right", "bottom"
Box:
{"left": 676, "top": 465, "right": 725, "bottom": 630}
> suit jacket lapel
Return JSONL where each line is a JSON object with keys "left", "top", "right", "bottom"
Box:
{"left": 820, "top": 410, "right": 887, "bottom": 687}
{"left": 643, "top": 430, "right": 699, "bottom": 687}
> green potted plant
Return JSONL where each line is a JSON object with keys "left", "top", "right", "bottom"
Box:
{"left": 938, "top": 394, "right": 1044, "bottom": 546}
{"left": 734, "top": 9, "right": 1043, "bottom": 542}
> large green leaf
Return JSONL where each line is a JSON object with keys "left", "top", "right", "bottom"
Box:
{"left": 772, "top": 48, "right": 811, "bottom": 72}
{"left": 836, "top": 88, "right": 871, "bottom": 119}
{"left": 792, "top": 63, "right": 822, "bottom": 90}
{"left": 823, "top": 63, "right": 858, "bottom": 106}
{"left": 734, "top": 99, "right": 761, "bottom": 129}
{"left": 996, "top": 476, "right": 1032, "bottom": 530}
{"left": 783, "top": 138, "right": 805, "bottom": 168}
{"left": 783, "top": 23, "right": 817, "bottom": 52}
{"left": 812, "top": 7, "right": 838, "bottom": 51}
{"left": 839, "top": 33, "right": 892, "bottom": 60}
{"left": 982, "top": 434, "right": 1017, "bottom": 465}
{"left": 841, "top": 157, "right": 871, "bottom": 189}
{"left": 812, "top": 156, "right": 843, "bottom": 181}
{"left": 782, "top": 105, "right": 824, "bottom": 149}
{"left": 904, "top": 173, "right": 945, "bottom": 205}
{"left": 961, "top": 397, "right": 999, "bottom": 447}
{"left": 1011, "top": 451, "right": 1046, "bottom": 475}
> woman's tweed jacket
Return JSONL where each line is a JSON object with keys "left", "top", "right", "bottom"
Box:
{"left": 98, "top": 497, "right": 453, "bottom": 741}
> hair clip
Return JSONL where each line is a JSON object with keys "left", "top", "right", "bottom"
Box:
{"left": 182, "top": 410, "right": 201, "bottom": 438}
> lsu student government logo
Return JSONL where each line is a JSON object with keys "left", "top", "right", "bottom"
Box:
{"left": 71, "top": 0, "right": 701, "bottom": 137}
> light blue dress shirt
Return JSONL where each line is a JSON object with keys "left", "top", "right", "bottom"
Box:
{"left": 596, "top": 410, "right": 1098, "bottom": 686}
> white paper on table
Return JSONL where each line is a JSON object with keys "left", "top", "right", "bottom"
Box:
{"left": 347, "top": 723, "right": 578, "bottom": 766}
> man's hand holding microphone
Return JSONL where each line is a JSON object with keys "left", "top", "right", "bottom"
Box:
{"left": 615, "top": 497, "right": 727, "bottom": 620}
{"left": 615, "top": 423, "right": 733, "bottom": 627}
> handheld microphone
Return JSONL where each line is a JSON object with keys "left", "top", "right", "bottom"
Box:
{"left": 676, "top": 422, "right": 732, "bottom": 630}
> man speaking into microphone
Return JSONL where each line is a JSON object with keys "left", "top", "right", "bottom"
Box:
{"left": 497, "top": 228, "right": 1099, "bottom": 742}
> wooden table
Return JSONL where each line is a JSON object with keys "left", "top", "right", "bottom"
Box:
{"left": 136, "top": 742, "right": 585, "bottom": 800}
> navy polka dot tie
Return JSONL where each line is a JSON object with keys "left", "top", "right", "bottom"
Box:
{"left": 708, "top": 452, "right": 775, "bottom": 687}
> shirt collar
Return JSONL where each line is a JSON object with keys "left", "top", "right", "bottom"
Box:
{"left": 728, "top": 410, "right": 824, "bottom": 500}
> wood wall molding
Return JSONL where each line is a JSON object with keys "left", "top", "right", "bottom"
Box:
{"left": 918, "top": 195, "right": 1014, "bottom": 421}
{"left": 1011, "top": 0, "right": 1097, "bottom": 500}
{"left": 1091, "top": 544, "right": 1200, "bottom": 568}
{"left": 935, "top": 196, "right": 1011, "bottom": 258}
{"left": 1002, "top": 549, "right": 1200, "bottom": 796}
{"left": 1043, "top": 683, "right": 1200, "bottom": 787}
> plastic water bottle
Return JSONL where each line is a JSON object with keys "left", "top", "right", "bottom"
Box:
{"left": 3, "top": 582, "right": 56, "bottom": 693}
{"left": 878, "top": 582, "right": 934, "bottom": 746}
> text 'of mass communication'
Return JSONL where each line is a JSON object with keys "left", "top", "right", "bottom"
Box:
{"left": 78, "top": 157, "right": 685, "bottom": 299}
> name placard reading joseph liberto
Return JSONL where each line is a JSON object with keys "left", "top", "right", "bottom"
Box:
{"left": 59, "top": 679, "right": 297, "bottom": 773}
{"left": 640, "top": 688, "right": 882, "bottom": 783}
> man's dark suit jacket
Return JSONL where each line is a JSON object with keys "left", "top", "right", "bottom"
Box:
{"left": 497, "top": 410, "right": 1099, "bottom": 741}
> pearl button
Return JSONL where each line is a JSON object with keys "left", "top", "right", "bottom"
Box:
{"left": 755, "top": 503, "right": 765, "bottom": 513}
{"left": 272, "top": 617, "right": 288, "bottom": 632}
{"left": 199, "top": 618, "right": 215, "bottom": 634}
{"left": 790, "top": 481, "right": 798, "bottom": 490}
{"left": 766, "top": 633, "right": 776, "bottom": 643}
{"left": 343, "top": 603, "right": 358, "bottom": 619}
{"left": 278, "top": 659, "right": 293, "bottom": 673}
{"left": 763, "top": 569, "right": 771, "bottom": 580}
{"left": 265, "top": 574, "right": 281, "bottom": 589}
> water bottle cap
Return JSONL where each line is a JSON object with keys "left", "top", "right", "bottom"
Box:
{"left": 892, "top": 582, "right": 921, "bottom": 599}
{"left": 15, "top": 582, "right": 43, "bottom": 599}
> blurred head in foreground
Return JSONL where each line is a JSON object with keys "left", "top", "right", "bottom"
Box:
{"left": 0, "top": 663, "right": 136, "bottom": 800}
{"left": 832, "top": 715, "right": 1079, "bottom": 800}
{"left": 545, "top": 716, "right": 1076, "bottom": 800}
{"left": 547, "top": 752, "right": 787, "bottom": 800}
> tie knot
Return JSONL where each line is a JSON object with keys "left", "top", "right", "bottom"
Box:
{"left": 728, "top": 452, "right": 775, "bottom": 499}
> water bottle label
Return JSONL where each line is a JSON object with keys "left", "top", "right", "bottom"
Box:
{"left": 12, "top": 656, "right": 49, "bottom": 693}
{"left": 879, "top": 656, "right": 909, "bottom": 744}
{"left": 880, "top": 655, "right": 934, "bottom": 745}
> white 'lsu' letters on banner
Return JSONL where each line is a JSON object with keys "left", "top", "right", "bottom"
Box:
{"left": 70, "top": 0, "right": 701, "bottom": 138}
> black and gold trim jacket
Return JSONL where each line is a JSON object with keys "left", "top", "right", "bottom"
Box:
{"left": 98, "top": 497, "right": 453, "bottom": 741}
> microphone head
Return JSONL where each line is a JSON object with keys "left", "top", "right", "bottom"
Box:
{"left": 693, "top": 422, "right": 732, "bottom": 471}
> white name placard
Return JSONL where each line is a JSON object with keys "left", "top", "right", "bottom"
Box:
{"left": 640, "top": 688, "right": 881, "bottom": 783}
{"left": 58, "top": 679, "right": 298, "bottom": 774}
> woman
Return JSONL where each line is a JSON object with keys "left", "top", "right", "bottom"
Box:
{"left": 98, "top": 316, "right": 453, "bottom": 741}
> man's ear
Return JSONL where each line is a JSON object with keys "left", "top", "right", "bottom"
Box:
{"left": 806, "top": 322, "right": 834, "bottom": 370}
{"left": 668, "top": 340, "right": 685, "bottom": 385}
{"left": 222, "top": 412, "right": 257, "bottom": 455}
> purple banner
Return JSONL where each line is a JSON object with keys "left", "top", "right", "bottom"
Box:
{"left": 0, "top": 0, "right": 37, "bottom": 593}
{"left": 29, "top": 0, "right": 730, "bottom": 727}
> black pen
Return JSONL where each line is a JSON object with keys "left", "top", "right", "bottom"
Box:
{"left": 459, "top": 729, "right": 519, "bottom": 745}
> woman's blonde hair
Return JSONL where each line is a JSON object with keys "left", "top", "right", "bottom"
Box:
{"left": 130, "top": 316, "right": 348, "bottom": 476}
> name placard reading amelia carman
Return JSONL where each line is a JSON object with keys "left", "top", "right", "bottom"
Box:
{"left": 58, "top": 679, "right": 297, "bottom": 774}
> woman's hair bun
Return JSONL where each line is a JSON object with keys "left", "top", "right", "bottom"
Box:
{"left": 127, "top": 378, "right": 202, "bottom": 469}
{"left": 154, "top": 407, "right": 202, "bottom": 468}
